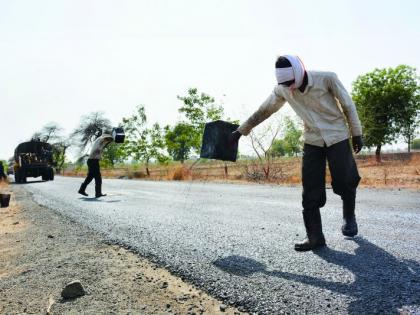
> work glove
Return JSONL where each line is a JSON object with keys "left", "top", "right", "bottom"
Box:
{"left": 352, "top": 135, "right": 363, "bottom": 154}
{"left": 228, "top": 130, "right": 242, "bottom": 148}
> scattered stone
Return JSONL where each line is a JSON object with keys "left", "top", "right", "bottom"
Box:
{"left": 220, "top": 304, "right": 228, "bottom": 312}
{"left": 61, "top": 280, "right": 86, "bottom": 300}
{"left": 176, "top": 294, "right": 191, "bottom": 304}
{"left": 13, "top": 221, "right": 19, "bottom": 225}
{"left": 161, "top": 281, "right": 168, "bottom": 289}
{"left": 47, "top": 234, "right": 54, "bottom": 239}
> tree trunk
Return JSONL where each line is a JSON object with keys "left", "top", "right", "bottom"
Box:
{"left": 408, "top": 134, "right": 411, "bottom": 153}
{"left": 375, "top": 145, "right": 382, "bottom": 163}
{"left": 224, "top": 163, "right": 228, "bottom": 178}
{"left": 263, "top": 165, "right": 270, "bottom": 179}
{"left": 145, "top": 159, "right": 150, "bottom": 176}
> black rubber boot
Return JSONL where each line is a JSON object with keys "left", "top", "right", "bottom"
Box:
{"left": 295, "top": 208, "right": 326, "bottom": 251}
{"left": 342, "top": 198, "right": 358, "bottom": 237}
{"left": 95, "top": 183, "right": 106, "bottom": 198}
{"left": 78, "top": 183, "right": 88, "bottom": 196}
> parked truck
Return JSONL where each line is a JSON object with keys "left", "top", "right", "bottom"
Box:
{"left": 14, "top": 141, "right": 55, "bottom": 183}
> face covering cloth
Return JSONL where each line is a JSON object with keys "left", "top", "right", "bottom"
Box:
{"left": 275, "top": 55, "right": 306, "bottom": 91}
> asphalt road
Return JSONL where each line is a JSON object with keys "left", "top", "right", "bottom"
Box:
{"left": 23, "top": 176, "right": 420, "bottom": 314}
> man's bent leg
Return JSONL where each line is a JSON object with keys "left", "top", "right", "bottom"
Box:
{"left": 93, "top": 161, "right": 106, "bottom": 198}
{"left": 327, "top": 139, "right": 361, "bottom": 237}
{"left": 79, "top": 159, "right": 95, "bottom": 196}
{"left": 295, "top": 144, "right": 327, "bottom": 251}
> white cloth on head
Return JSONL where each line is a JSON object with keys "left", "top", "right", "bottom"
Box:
{"left": 275, "top": 55, "right": 306, "bottom": 89}
{"left": 275, "top": 67, "right": 294, "bottom": 85}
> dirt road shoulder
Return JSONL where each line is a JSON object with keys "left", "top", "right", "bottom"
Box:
{"left": 0, "top": 185, "right": 243, "bottom": 314}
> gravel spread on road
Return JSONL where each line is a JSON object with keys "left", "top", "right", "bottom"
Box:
{"left": 23, "top": 177, "right": 420, "bottom": 314}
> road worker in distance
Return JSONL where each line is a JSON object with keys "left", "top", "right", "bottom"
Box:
{"left": 78, "top": 131, "right": 113, "bottom": 198}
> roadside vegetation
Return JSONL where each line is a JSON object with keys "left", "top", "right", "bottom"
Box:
{"left": 5, "top": 65, "right": 419, "bottom": 188}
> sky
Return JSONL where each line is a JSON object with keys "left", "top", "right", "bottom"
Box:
{"left": 1, "top": 0, "right": 419, "bottom": 160}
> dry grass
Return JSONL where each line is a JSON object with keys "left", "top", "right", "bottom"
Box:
{"left": 356, "top": 153, "right": 420, "bottom": 189}
{"left": 170, "top": 167, "right": 188, "bottom": 181}
{"left": 0, "top": 180, "right": 10, "bottom": 189}
{"left": 64, "top": 152, "right": 420, "bottom": 190}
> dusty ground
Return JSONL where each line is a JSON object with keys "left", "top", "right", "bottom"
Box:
{"left": 0, "top": 184, "right": 244, "bottom": 315}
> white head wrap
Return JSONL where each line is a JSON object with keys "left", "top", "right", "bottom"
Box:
{"left": 275, "top": 55, "right": 306, "bottom": 89}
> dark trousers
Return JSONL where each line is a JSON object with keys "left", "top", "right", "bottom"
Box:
{"left": 0, "top": 164, "right": 7, "bottom": 180}
{"left": 302, "top": 139, "right": 361, "bottom": 210}
{"left": 82, "top": 159, "right": 102, "bottom": 194}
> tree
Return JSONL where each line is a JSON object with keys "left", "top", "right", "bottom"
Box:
{"left": 268, "top": 117, "right": 303, "bottom": 157}
{"left": 249, "top": 122, "right": 282, "bottom": 179}
{"left": 122, "top": 105, "right": 168, "bottom": 175}
{"left": 72, "top": 112, "right": 112, "bottom": 152}
{"left": 164, "top": 122, "right": 196, "bottom": 163}
{"left": 412, "top": 138, "right": 420, "bottom": 150}
{"left": 101, "top": 142, "right": 126, "bottom": 168}
{"left": 282, "top": 117, "right": 303, "bottom": 156}
{"left": 177, "top": 88, "right": 224, "bottom": 154}
{"left": 52, "top": 140, "right": 71, "bottom": 174}
{"left": 31, "top": 122, "right": 71, "bottom": 174}
{"left": 270, "top": 139, "right": 286, "bottom": 157}
{"left": 31, "top": 122, "right": 62, "bottom": 143}
{"left": 352, "top": 65, "right": 419, "bottom": 162}
{"left": 399, "top": 97, "right": 420, "bottom": 153}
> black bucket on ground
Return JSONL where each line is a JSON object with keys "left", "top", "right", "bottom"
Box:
{"left": 200, "top": 120, "right": 240, "bottom": 162}
{"left": 0, "top": 193, "right": 11, "bottom": 208}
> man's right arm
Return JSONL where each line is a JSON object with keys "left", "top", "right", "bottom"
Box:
{"left": 237, "top": 89, "right": 286, "bottom": 136}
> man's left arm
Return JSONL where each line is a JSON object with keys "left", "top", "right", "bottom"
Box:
{"left": 328, "top": 73, "right": 362, "bottom": 136}
{"left": 329, "top": 73, "right": 363, "bottom": 153}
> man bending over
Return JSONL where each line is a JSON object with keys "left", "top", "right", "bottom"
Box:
{"left": 231, "top": 55, "right": 363, "bottom": 251}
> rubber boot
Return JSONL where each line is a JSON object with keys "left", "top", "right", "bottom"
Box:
{"left": 78, "top": 183, "right": 88, "bottom": 196}
{"left": 295, "top": 208, "right": 326, "bottom": 251}
{"left": 95, "top": 183, "right": 106, "bottom": 198}
{"left": 342, "top": 198, "right": 358, "bottom": 237}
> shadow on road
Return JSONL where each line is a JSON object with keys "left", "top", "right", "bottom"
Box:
{"left": 10, "top": 180, "right": 45, "bottom": 185}
{"left": 213, "top": 237, "right": 420, "bottom": 314}
{"left": 79, "top": 197, "right": 122, "bottom": 203}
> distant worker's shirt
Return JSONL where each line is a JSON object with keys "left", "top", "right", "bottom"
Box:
{"left": 89, "top": 134, "right": 113, "bottom": 159}
{"left": 238, "top": 71, "right": 362, "bottom": 147}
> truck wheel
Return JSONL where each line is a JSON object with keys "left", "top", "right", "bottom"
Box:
{"left": 22, "top": 176, "right": 27, "bottom": 183}
{"left": 50, "top": 171, "right": 54, "bottom": 181}
{"left": 42, "top": 174, "right": 48, "bottom": 181}
{"left": 14, "top": 173, "right": 20, "bottom": 183}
